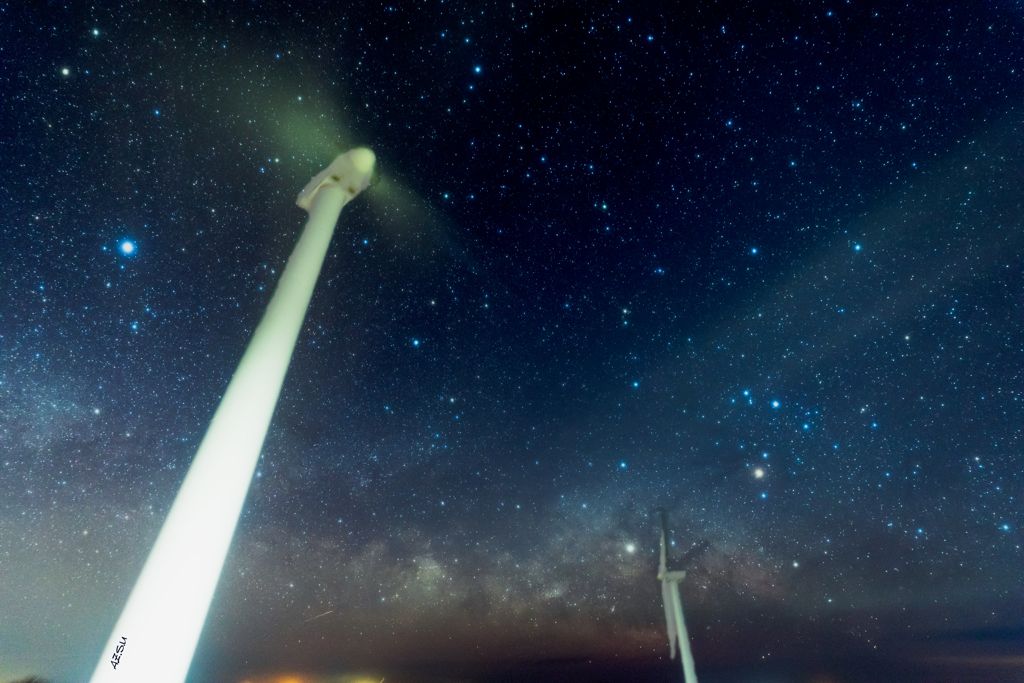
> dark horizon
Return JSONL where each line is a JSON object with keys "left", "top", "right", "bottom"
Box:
{"left": 190, "top": 623, "right": 1024, "bottom": 683}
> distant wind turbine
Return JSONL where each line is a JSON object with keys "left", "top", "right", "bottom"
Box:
{"left": 89, "top": 148, "right": 376, "bottom": 683}
{"left": 658, "top": 508, "right": 699, "bottom": 683}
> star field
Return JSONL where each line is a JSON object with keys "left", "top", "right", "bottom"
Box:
{"left": 1, "top": 2, "right": 1022, "bottom": 682}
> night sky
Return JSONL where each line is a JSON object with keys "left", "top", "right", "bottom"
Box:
{"left": 2, "top": 2, "right": 1023, "bottom": 682}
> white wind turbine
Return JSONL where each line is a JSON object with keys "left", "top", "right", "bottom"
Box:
{"left": 658, "top": 508, "right": 699, "bottom": 683}
{"left": 89, "top": 148, "right": 376, "bottom": 683}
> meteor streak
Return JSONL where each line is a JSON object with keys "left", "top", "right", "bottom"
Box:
{"left": 89, "top": 149, "right": 376, "bottom": 683}
{"left": 298, "top": 610, "right": 334, "bottom": 625}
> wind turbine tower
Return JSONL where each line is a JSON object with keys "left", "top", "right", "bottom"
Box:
{"left": 89, "top": 148, "right": 376, "bottom": 683}
{"left": 659, "top": 509, "right": 699, "bottom": 683}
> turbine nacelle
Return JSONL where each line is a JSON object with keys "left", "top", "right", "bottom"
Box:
{"left": 297, "top": 147, "right": 375, "bottom": 211}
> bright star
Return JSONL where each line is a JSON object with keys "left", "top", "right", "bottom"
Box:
{"left": 120, "top": 240, "right": 135, "bottom": 255}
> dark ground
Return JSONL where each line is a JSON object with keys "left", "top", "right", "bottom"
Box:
{"left": 187, "top": 627, "right": 1024, "bottom": 683}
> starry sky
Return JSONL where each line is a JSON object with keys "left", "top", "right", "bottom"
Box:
{"left": 2, "top": 2, "right": 1023, "bottom": 682}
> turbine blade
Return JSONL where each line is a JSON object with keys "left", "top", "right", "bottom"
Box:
{"left": 679, "top": 539, "right": 712, "bottom": 570}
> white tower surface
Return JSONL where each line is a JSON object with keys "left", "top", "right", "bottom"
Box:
{"left": 89, "top": 149, "right": 376, "bottom": 683}
{"left": 659, "top": 510, "right": 699, "bottom": 683}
